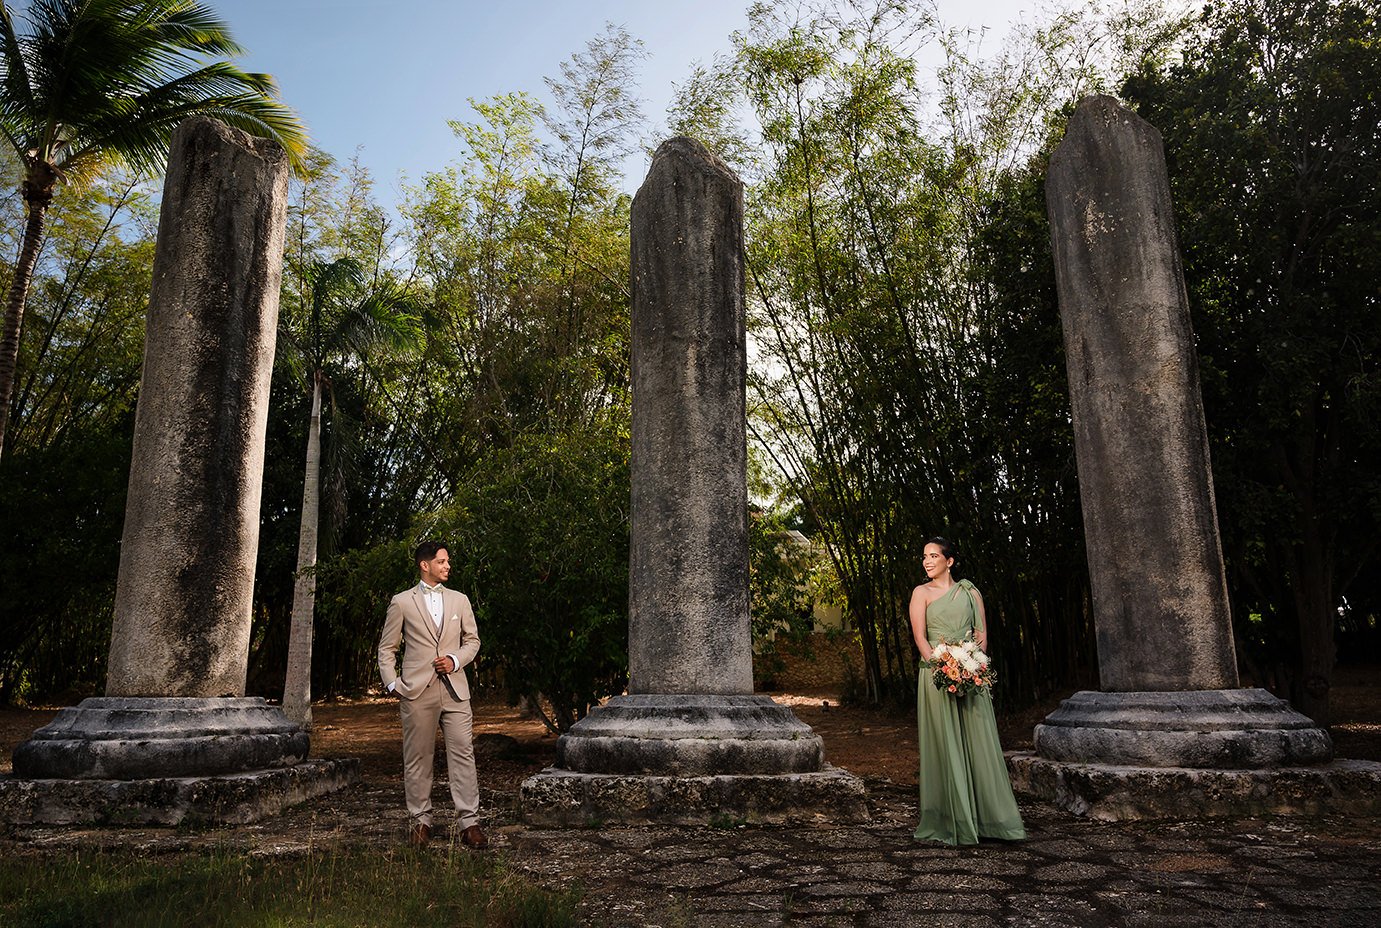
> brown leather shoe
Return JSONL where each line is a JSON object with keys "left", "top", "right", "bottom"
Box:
{"left": 460, "top": 824, "right": 489, "bottom": 849}
{"left": 409, "top": 823, "right": 431, "bottom": 847}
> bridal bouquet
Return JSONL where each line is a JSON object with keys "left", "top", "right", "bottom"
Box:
{"left": 928, "top": 637, "right": 995, "bottom": 697}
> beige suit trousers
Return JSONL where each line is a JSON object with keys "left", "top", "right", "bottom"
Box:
{"left": 399, "top": 675, "right": 479, "bottom": 829}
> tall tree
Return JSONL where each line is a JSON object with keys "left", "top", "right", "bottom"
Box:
{"left": 278, "top": 257, "right": 419, "bottom": 728}
{"left": 664, "top": 55, "right": 754, "bottom": 171}
{"left": 0, "top": 0, "right": 306, "bottom": 458}
{"left": 543, "top": 21, "right": 645, "bottom": 232}
{"left": 735, "top": 0, "right": 1185, "bottom": 706}
{"left": 0, "top": 168, "right": 155, "bottom": 703}
{"left": 349, "top": 26, "right": 649, "bottom": 721}
{"left": 542, "top": 22, "right": 644, "bottom": 426}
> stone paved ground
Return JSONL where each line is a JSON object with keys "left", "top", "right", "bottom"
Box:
{"left": 4, "top": 680, "right": 1379, "bottom": 927}
{"left": 4, "top": 773, "right": 1376, "bottom": 927}
{"left": 497, "top": 781, "right": 1381, "bottom": 928}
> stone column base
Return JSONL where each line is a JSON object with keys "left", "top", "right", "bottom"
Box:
{"left": 519, "top": 765, "right": 869, "bottom": 826}
{"left": 1034, "top": 688, "right": 1332, "bottom": 768}
{"left": 13, "top": 697, "right": 309, "bottom": 779}
{"left": 530, "top": 694, "right": 868, "bottom": 824}
{"left": 1008, "top": 753, "right": 1381, "bottom": 821}
{"left": 555, "top": 694, "right": 824, "bottom": 775}
{"left": 0, "top": 758, "right": 360, "bottom": 826}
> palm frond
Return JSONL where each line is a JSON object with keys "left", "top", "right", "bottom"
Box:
{"left": 136, "top": 0, "right": 248, "bottom": 59}
{"left": 68, "top": 63, "right": 307, "bottom": 175}
{"left": 287, "top": 256, "right": 424, "bottom": 364}
{"left": 0, "top": 0, "right": 307, "bottom": 181}
{"left": 305, "top": 257, "right": 366, "bottom": 313}
{"left": 42, "top": 146, "right": 115, "bottom": 188}
{"left": 0, "top": 5, "right": 35, "bottom": 123}
{"left": 285, "top": 257, "right": 366, "bottom": 363}
{"left": 346, "top": 287, "right": 425, "bottom": 355}
{"left": 274, "top": 321, "right": 311, "bottom": 389}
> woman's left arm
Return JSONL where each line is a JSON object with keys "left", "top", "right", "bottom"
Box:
{"left": 972, "top": 587, "right": 988, "bottom": 652}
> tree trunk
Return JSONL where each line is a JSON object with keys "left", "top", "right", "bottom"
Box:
{"left": 1294, "top": 541, "right": 1335, "bottom": 728}
{"left": 283, "top": 373, "right": 322, "bottom": 728}
{"left": 0, "top": 197, "right": 50, "bottom": 459}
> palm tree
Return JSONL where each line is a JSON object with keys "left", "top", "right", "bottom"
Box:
{"left": 279, "top": 257, "right": 420, "bottom": 728}
{"left": 0, "top": 0, "right": 307, "bottom": 458}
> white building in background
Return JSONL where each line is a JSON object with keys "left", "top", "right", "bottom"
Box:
{"left": 780, "top": 529, "right": 848, "bottom": 634}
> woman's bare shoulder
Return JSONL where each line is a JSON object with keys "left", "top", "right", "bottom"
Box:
{"left": 910, "top": 583, "right": 939, "bottom": 604}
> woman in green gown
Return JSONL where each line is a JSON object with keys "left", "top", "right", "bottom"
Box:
{"left": 910, "top": 536, "right": 1026, "bottom": 845}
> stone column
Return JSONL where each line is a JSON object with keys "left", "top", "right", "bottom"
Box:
{"left": 106, "top": 116, "right": 288, "bottom": 698}
{"left": 1005, "top": 98, "right": 1333, "bottom": 818}
{"left": 520, "top": 139, "right": 866, "bottom": 824}
{"left": 628, "top": 136, "right": 752, "bottom": 696}
{"left": 1046, "top": 93, "right": 1236, "bottom": 694}
{"left": 13, "top": 118, "right": 309, "bottom": 784}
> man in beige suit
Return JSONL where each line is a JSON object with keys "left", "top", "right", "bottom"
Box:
{"left": 377, "top": 541, "right": 486, "bottom": 848}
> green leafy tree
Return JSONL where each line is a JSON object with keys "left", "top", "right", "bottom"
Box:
{"left": 736, "top": 0, "right": 1183, "bottom": 706}
{"left": 307, "top": 416, "right": 632, "bottom": 730}
{"left": 0, "top": 167, "right": 155, "bottom": 702}
{"left": 0, "top": 0, "right": 306, "bottom": 458}
{"left": 299, "top": 21, "right": 645, "bottom": 707}
{"left": 401, "top": 76, "right": 636, "bottom": 462}
{"left": 539, "top": 23, "right": 643, "bottom": 429}
{"left": 664, "top": 55, "right": 754, "bottom": 171}
{"left": 543, "top": 21, "right": 645, "bottom": 239}
{"left": 429, "top": 423, "right": 630, "bottom": 733}
{"left": 244, "top": 148, "right": 437, "bottom": 702}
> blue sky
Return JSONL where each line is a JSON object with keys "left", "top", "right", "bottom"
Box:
{"left": 221, "top": 1, "right": 1037, "bottom": 202}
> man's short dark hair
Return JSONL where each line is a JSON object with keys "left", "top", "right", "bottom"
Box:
{"left": 415, "top": 540, "right": 448, "bottom": 567}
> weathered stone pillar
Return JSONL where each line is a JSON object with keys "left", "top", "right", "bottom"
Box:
{"left": 1044, "top": 93, "right": 1242, "bottom": 693}
{"left": 106, "top": 116, "right": 288, "bottom": 698}
{"left": 1047, "top": 94, "right": 1237, "bottom": 693}
{"left": 1003, "top": 96, "right": 1352, "bottom": 820}
{"left": 520, "top": 139, "right": 865, "bottom": 824}
{"left": 4, "top": 120, "right": 359, "bottom": 822}
{"left": 628, "top": 136, "right": 752, "bottom": 696}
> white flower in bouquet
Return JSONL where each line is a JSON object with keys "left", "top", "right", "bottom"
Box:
{"left": 928, "top": 633, "right": 999, "bottom": 698}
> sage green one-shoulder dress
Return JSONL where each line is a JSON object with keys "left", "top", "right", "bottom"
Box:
{"left": 914, "top": 580, "right": 1026, "bottom": 845}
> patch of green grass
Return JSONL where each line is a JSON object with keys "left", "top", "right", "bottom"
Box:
{"left": 0, "top": 846, "right": 580, "bottom": 928}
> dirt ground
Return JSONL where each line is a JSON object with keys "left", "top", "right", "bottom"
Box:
{"left": 3, "top": 664, "right": 1376, "bottom": 790}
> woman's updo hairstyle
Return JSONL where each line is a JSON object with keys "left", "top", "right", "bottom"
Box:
{"left": 924, "top": 536, "right": 956, "bottom": 563}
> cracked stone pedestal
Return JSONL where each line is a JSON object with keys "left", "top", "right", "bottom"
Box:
{"left": 2, "top": 697, "right": 359, "bottom": 825}
{"left": 522, "top": 696, "right": 867, "bottom": 825}
{"left": 1007, "top": 689, "right": 1381, "bottom": 820}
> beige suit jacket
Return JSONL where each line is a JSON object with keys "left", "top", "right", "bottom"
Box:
{"left": 377, "top": 585, "right": 481, "bottom": 700}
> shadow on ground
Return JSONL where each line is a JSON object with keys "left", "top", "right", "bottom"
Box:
{"left": 1, "top": 666, "right": 1378, "bottom": 927}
